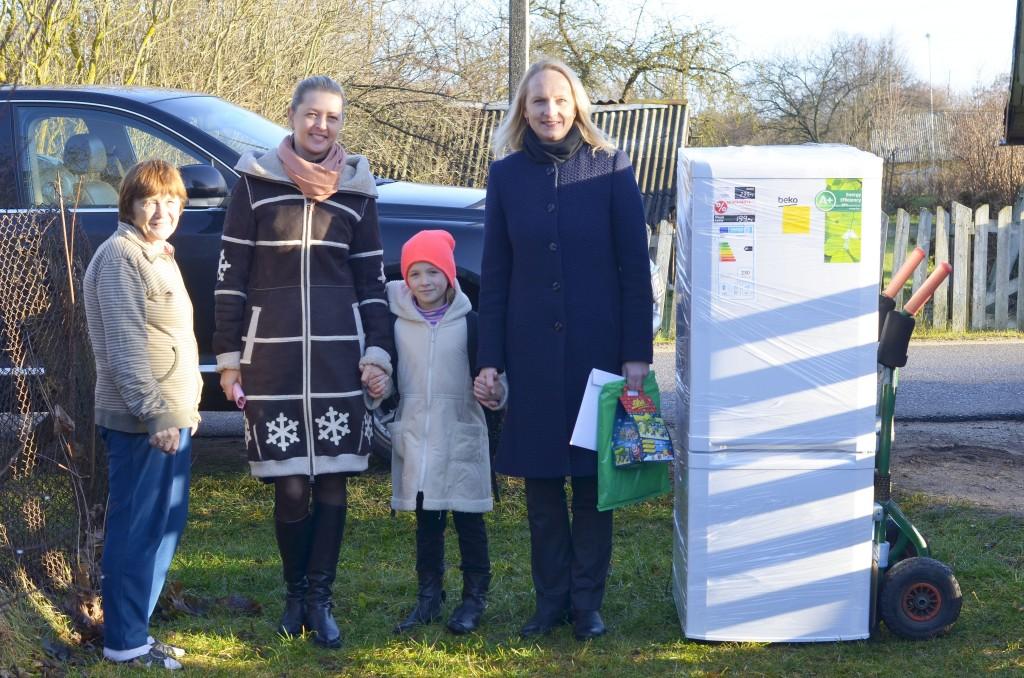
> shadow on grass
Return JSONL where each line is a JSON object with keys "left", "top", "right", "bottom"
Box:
{"left": 58, "top": 440, "right": 1024, "bottom": 676}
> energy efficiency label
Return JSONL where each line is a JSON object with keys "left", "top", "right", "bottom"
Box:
{"left": 711, "top": 185, "right": 756, "bottom": 299}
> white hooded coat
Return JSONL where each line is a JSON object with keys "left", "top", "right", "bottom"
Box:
{"left": 387, "top": 279, "right": 493, "bottom": 513}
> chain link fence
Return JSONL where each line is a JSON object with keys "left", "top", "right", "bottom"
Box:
{"left": 0, "top": 208, "right": 104, "bottom": 611}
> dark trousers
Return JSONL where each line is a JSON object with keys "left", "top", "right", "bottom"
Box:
{"left": 414, "top": 494, "right": 490, "bottom": 577}
{"left": 100, "top": 427, "right": 191, "bottom": 654}
{"left": 524, "top": 475, "right": 613, "bottom": 612}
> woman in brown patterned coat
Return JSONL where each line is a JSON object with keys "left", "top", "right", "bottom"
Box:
{"left": 213, "top": 75, "right": 393, "bottom": 649}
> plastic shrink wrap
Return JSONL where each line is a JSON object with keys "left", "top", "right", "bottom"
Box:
{"left": 673, "top": 145, "right": 882, "bottom": 642}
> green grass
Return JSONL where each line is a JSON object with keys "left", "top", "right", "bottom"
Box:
{"left": 5, "top": 461, "right": 1023, "bottom": 677}
{"left": 912, "top": 327, "right": 1023, "bottom": 341}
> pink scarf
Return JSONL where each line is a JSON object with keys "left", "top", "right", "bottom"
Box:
{"left": 277, "top": 135, "right": 347, "bottom": 203}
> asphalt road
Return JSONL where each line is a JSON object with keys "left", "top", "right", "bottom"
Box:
{"left": 197, "top": 340, "right": 1024, "bottom": 437}
{"left": 652, "top": 340, "right": 1024, "bottom": 423}
{"left": 892, "top": 341, "right": 1024, "bottom": 421}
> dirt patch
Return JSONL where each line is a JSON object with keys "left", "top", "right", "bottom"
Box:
{"left": 892, "top": 420, "right": 1024, "bottom": 515}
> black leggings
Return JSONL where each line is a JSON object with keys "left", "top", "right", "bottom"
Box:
{"left": 414, "top": 493, "right": 490, "bottom": 576}
{"left": 274, "top": 473, "right": 348, "bottom": 522}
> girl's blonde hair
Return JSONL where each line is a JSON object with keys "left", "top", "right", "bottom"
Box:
{"left": 491, "top": 58, "right": 616, "bottom": 159}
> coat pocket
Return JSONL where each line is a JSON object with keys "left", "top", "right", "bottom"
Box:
{"left": 155, "top": 345, "right": 179, "bottom": 384}
{"left": 240, "top": 305, "right": 262, "bottom": 365}
{"left": 451, "top": 422, "right": 488, "bottom": 464}
{"left": 448, "top": 421, "right": 489, "bottom": 498}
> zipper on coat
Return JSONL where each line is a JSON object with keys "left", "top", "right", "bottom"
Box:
{"left": 302, "top": 199, "right": 316, "bottom": 482}
{"left": 418, "top": 324, "right": 439, "bottom": 493}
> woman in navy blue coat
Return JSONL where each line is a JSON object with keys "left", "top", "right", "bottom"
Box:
{"left": 476, "top": 59, "right": 653, "bottom": 640}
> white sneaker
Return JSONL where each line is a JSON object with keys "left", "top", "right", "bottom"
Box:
{"left": 148, "top": 636, "right": 186, "bottom": 658}
{"left": 120, "top": 647, "right": 182, "bottom": 670}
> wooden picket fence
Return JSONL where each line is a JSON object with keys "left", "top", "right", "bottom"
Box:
{"left": 649, "top": 203, "right": 1023, "bottom": 337}
{"left": 882, "top": 203, "right": 1024, "bottom": 330}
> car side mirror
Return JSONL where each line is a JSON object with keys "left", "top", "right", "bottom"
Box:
{"left": 180, "top": 164, "right": 228, "bottom": 207}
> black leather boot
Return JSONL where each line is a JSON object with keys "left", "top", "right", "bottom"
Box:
{"left": 446, "top": 571, "right": 490, "bottom": 634}
{"left": 304, "top": 503, "right": 346, "bottom": 649}
{"left": 274, "top": 515, "right": 312, "bottom": 636}
{"left": 394, "top": 570, "right": 446, "bottom": 633}
{"left": 520, "top": 603, "right": 571, "bottom": 638}
{"left": 573, "top": 609, "right": 607, "bottom": 640}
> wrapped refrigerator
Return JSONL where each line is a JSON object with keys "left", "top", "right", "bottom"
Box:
{"left": 673, "top": 144, "right": 883, "bottom": 642}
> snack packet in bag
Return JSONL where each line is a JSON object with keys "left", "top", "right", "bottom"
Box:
{"left": 613, "top": 388, "right": 673, "bottom": 466}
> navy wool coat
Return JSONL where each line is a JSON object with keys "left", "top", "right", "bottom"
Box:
{"left": 478, "top": 144, "right": 654, "bottom": 478}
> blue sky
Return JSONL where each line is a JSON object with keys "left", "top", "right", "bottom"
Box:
{"left": 649, "top": 0, "right": 1016, "bottom": 93}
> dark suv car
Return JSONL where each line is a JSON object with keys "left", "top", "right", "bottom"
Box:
{"left": 0, "top": 87, "right": 487, "bottom": 407}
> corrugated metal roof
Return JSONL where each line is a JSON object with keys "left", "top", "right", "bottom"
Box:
{"left": 373, "top": 102, "right": 689, "bottom": 225}
{"left": 868, "top": 110, "right": 996, "bottom": 164}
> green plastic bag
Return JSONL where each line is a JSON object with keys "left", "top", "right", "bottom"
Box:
{"left": 596, "top": 371, "right": 672, "bottom": 511}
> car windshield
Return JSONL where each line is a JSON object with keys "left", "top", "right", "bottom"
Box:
{"left": 155, "top": 96, "right": 287, "bottom": 155}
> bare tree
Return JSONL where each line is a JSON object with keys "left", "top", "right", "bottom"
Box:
{"left": 746, "top": 34, "right": 914, "bottom": 146}
{"left": 0, "top": 0, "right": 743, "bottom": 185}
{"left": 530, "top": 0, "right": 735, "bottom": 101}
{"left": 939, "top": 80, "right": 1024, "bottom": 208}
{"left": 689, "top": 93, "right": 766, "bottom": 147}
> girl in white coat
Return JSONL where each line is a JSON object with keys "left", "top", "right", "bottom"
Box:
{"left": 371, "top": 229, "right": 506, "bottom": 634}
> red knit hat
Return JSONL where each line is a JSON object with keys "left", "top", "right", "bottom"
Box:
{"left": 401, "top": 229, "right": 457, "bottom": 285}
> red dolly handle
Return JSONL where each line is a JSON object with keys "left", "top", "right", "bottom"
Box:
{"left": 903, "top": 262, "right": 953, "bottom": 316}
{"left": 883, "top": 246, "right": 926, "bottom": 299}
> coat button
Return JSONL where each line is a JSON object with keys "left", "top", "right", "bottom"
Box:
{"left": 548, "top": 241, "right": 558, "bottom": 251}
{"left": 552, "top": 281, "right": 561, "bottom": 291}
{"left": 553, "top": 321, "right": 564, "bottom": 332}
{"left": 546, "top": 203, "right": 556, "bottom": 213}
{"left": 546, "top": 166, "right": 555, "bottom": 175}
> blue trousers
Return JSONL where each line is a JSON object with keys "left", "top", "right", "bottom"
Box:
{"left": 100, "top": 427, "right": 191, "bottom": 653}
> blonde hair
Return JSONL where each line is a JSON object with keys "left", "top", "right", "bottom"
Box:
{"left": 290, "top": 75, "right": 346, "bottom": 126}
{"left": 491, "top": 59, "right": 616, "bottom": 159}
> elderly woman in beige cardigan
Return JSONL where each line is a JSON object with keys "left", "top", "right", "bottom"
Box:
{"left": 84, "top": 159, "right": 201, "bottom": 670}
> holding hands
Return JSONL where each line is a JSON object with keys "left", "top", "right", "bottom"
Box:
{"left": 361, "top": 363, "right": 390, "bottom": 399}
{"left": 474, "top": 367, "right": 505, "bottom": 410}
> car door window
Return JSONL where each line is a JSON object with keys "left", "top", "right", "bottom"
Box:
{"left": 16, "top": 106, "right": 207, "bottom": 208}
{"left": 127, "top": 127, "right": 201, "bottom": 168}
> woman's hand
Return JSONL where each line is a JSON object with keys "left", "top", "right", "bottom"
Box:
{"left": 474, "top": 367, "right": 501, "bottom": 409}
{"left": 622, "top": 361, "right": 649, "bottom": 391}
{"left": 361, "top": 364, "right": 389, "bottom": 399}
{"left": 477, "top": 367, "right": 498, "bottom": 391}
{"left": 150, "top": 427, "right": 180, "bottom": 454}
{"left": 220, "top": 368, "right": 241, "bottom": 402}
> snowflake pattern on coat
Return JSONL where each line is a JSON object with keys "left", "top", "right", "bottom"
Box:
{"left": 266, "top": 412, "right": 300, "bottom": 451}
{"left": 361, "top": 412, "right": 374, "bottom": 446}
{"left": 217, "top": 250, "right": 231, "bottom": 282}
{"left": 316, "top": 407, "right": 350, "bottom": 445}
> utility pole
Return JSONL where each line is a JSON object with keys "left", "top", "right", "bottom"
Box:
{"left": 926, "top": 32, "right": 936, "bottom": 190}
{"left": 509, "top": 0, "right": 529, "bottom": 102}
